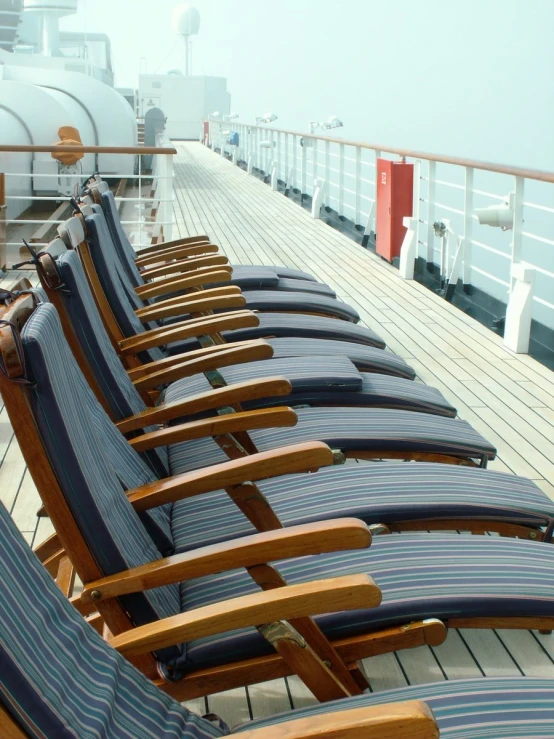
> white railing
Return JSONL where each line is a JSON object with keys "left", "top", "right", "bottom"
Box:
{"left": 0, "top": 142, "right": 176, "bottom": 272}
{"left": 208, "top": 121, "right": 554, "bottom": 356}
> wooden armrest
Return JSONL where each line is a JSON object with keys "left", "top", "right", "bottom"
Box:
{"left": 238, "top": 701, "right": 438, "bottom": 739}
{"left": 81, "top": 519, "right": 372, "bottom": 603}
{"left": 127, "top": 339, "right": 273, "bottom": 381}
{"left": 127, "top": 441, "right": 334, "bottom": 511}
{"left": 135, "top": 267, "right": 233, "bottom": 299}
{"left": 136, "top": 243, "right": 219, "bottom": 268}
{"left": 136, "top": 285, "right": 242, "bottom": 314}
{"left": 129, "top": 407, "right": 297, "bottom": 452}
{"left": 140, "top": 254, "right": 230, "bottom": 280}
{"left": 109, "top": 574, "right": 379, "bottom": 657}
{"left": 136, "top": 293, "right": 246, "bottom": 323}
{"left": 118, "top": 376, "right": 292, "bottom": 432}
{"left": 136, "top": 234, "right": 211, "bottom": 256}
{"left": 131, "top": 341, "right": 274, "bottom": 392}
{"left": 118, "top": 311, "right": 259, "bottom": 355}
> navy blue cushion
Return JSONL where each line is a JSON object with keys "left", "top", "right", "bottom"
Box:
{"left": 170, "top": 463, "right": 554, "bottom": 552}
{"left": 177, "top": 533, "right": 554, "bottom": 671}
{"left": 21, "top": 304, "right": 181, "bottom": 663}
{"left": 239, "top": 677, "right": 554, "bottom": 738}
{"left": 168, "top": 407, "right": 496, "bottom": 476}
{"left": 0, "top": 499, "right": 227, "bottom": 739}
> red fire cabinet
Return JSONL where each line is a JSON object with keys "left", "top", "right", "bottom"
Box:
{"left": 375, "top": 159, "right": 414, "bottom": 262}
{"left": 203, "top": 120, "right": 210, "bottom": 145}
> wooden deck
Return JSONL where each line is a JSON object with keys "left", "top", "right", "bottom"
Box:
{"left": 2, "top": 140, "right": 554, "bottom": 725}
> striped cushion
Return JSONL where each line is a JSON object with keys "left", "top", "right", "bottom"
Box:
{"left": 21, "top": 304, "right": 181, "bottom": 654}
{"left": 168, "top": 313, "right": 387, "bottom": 355}
{"left": 101, "top": 190, "right": 146, "bottom": 289}
{"left": 267, "top": 337, "right": 416, "bottom": 378}
{"left": 56, "top": 250, "right": 169, "bottom": 477}
{"left": 162, "top": 364, "right": 455, "bottom": 416}
{"left": 168, "top": 407, "right": 496, "bottom": 476}
{"left": 238, "top": 677, "right": 554, "bottom": 738}
{"left": 0, "top": 500, "right": 226, "bottom": 739}
{"left": 170, "top": 463, "right": 554, "bottom": 552}
{"left": 176, "top": 533, "right": 554, "bottom": 671}
{"left": 228, "top": 290, "right": 360, "bottom": 323}
{"left": 3, "top": 499, "right": 554, "bottom": 738}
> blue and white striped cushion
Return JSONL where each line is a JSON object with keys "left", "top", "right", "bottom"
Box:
{"left": 176, "top": 533, "right": 554, "bottom": 671}
{"left": 56, "top": 250, "right": 170, "bottom": 477}
{"left": 21, "top": 304, "right": 181, "bottom": 641}
{"left": 226, "top": 290, "right": 360, "bottom": 323}
{"left": 0, "top": 500, "right": 226, "bottom": 739}
{"left": 3, "top": 498, "right": 554, "bottom": 738}
{"left": 170, "top": 463, "right": 554, "bottom": 552}
{"left": 267, "top": 337, "right": 416, "bottom": 378}
{"left": 168, "top": 313, "right": 387, "bottom": 355}
{"left": 168, "top": 408, "right": 496, "bottom": 476}
{"left": 238, "top": 677, "right": 554, "bottom": 738}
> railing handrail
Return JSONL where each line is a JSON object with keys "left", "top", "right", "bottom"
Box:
{"left": 232, "top": 123, "right": 554, "bottom": 184}
{"left": 0, "top": 145, "right": 177, "bottom": 156}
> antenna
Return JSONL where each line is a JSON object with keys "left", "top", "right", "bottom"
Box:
{"left": 172, "top": 4, "right": 201, "bottom": 76}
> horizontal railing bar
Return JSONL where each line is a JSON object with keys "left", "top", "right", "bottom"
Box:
{"left": 2, "top": 173, "right": 172, "bottom": 179}
{"left": 235, "top": 123, "right": 554, "bottom": 183}
{"left": 471, "top": 265, "right": 511, "bottom": 287}
{"left": 533, "top": 265, "right": 554, "bottom": 279}
{"left": 435, "top": 180, "right": 465, "bottom": 190}
{"left": 521, "top": 231, "right": 554, "bottom": 246}
{"left": 473, "top": 189, "right": 506, "bottom": 201}
{"left": 0, "top": 145, "right": 177, "bottom": 155}
{"left": 470, "top": 240, "right": 511, "bottom": 258}
{"left": 533, "top": 296, "right": 554, "bottom": 309}
{"left": 433, "top": 202, "right": 465, "bottom": 215}
{"left": 523, "top": 202, "right": 554, "bottom": 214}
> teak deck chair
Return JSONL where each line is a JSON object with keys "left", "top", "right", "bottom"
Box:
{"left": 76, "top": 192, "right": 361, "bottom": 324}
{"left": 1, "top": 296, "right": 554, "bottom": 705}
{"left": 7, "top": 284, "right": 553, "bottom": 541}
{"left": 38, "top": 243, "right": 457, "bottom": 418}
{"left": 5, "top": 496, "right": 554, "bottom": 739}
{"left": 0, "top": 498, "right": 443, "bottom": 739}
{"left": 31, "top": 246, "right": 495, "bottom": 467}
{"left": 59, "top": 211, "right": 418, "bottom": 379}
{"left": 61, "top": 208, "right": 392, "bottom": 351}
{"left": 28, "top": 250, "right": 554, "bottom": 541}
{"left": 87, "top": 176, "right": 344, "bottom": 299}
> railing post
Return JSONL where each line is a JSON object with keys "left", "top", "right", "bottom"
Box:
{"left": 504, "top": 176, "right": 532, "bottom": 353}
{"left": 338, "top": 143, "right": 344, "bottom": 217}
{"left": 0, "top": 173, "right": 5, "bottom": 274}
{"left": 301, "top": 141, "right": 307, "bottom": 203}
{"left": 399, "top": 159, "right": 420, "bottom": 279}
{"left": 426, "top": 160, "right": 436, "bottom": 269}
{"left": 355, "top": 146, "right": 361, "bottom": 226}
{"left": 162, "top": 153, "right": 174, "bottom": 242}
{"left": 462, "top": 167, "right": 474, "bottom": 289}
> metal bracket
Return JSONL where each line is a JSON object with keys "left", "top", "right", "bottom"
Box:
{"left": 331, "top": 449, "right": 346, "bottom": 465}
{"left": 258, "top": 620, "right": 306, "bottom": 649}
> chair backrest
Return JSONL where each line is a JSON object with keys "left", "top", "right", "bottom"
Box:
{"left": 52, "top": 248, "right": 170, "bottom": 479}
{"left": 0, "top": 499, "right": 226, "bottom": 739}
{"left": 80, "top": 210, "right": 166, "bottom": 363}
{"left": 93, "top": 183, "right": 146, "bottom": 290}
{"left": 4, "top": 302, "right": 182, "bottom": 659}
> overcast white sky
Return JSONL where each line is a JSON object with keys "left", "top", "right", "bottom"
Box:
{"left": 63, "top": 0, "right": 554, "bottom": 167}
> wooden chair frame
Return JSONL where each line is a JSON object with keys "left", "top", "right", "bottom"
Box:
{"left": 2, "top": 295, "right": 554, "bottom": 705}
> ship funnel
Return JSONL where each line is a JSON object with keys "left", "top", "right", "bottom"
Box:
{"left": 172, "top": 4, "right": 200, "bottom": 76}
{"left": 23, "top": 0, "right": 78, "bottom": 56}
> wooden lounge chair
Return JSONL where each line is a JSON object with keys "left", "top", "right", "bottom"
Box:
{"left": 74, "top": 193, "right": 361, "bottom": 324}
{"left": 27, "top": 253, "right": 494, "bottom": 467}
{"left": 60, "top": 208, "right": 390, "bottom": 350}
{"left": 86, "top": 176, "right": 343, "bottom": 299}
{"left": 5, "top": 496, "right": 554, "bottom": 738}
{"left": 26, "top": 253, "right": 554, "bottom": 540}
{"left": 37, "top": 244, "right": 457, "bottom": 419}
{"left": 1, "top": 296, "right": 554, "bottom": 704}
